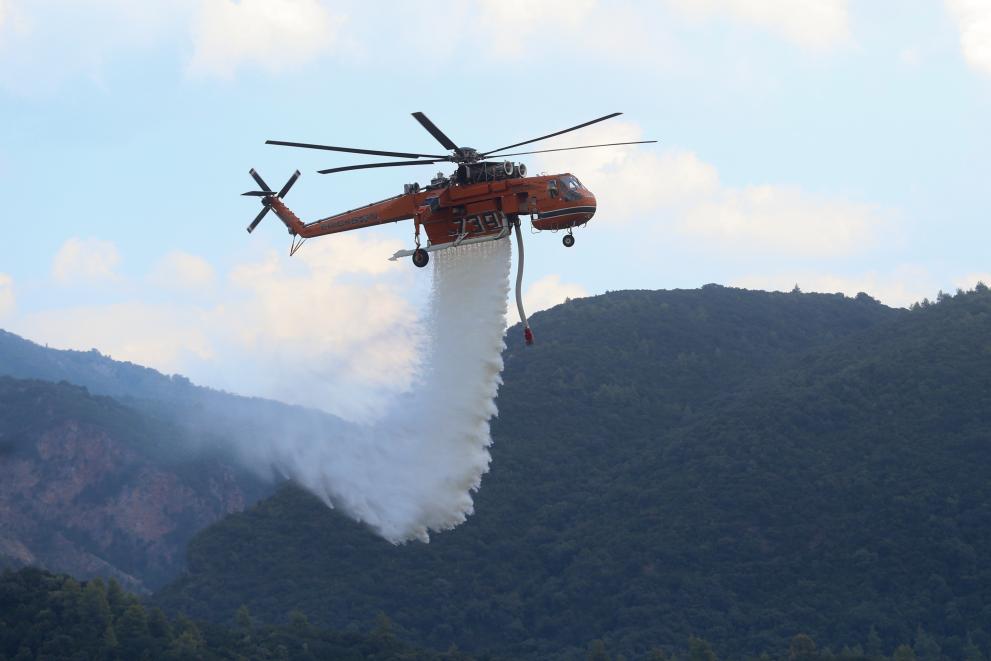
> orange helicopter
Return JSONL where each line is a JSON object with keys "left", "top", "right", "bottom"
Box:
{"left": 243, "top": 112, "right": 655, "bottom": 344}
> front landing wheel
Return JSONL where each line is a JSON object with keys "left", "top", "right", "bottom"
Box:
{"left": 563, "top": 233, "right": 575, "bottom": 248}
{"left": 412, "top": 248, "right": 430, "bottom": 268}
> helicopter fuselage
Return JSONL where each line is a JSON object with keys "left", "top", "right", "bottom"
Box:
{"left": 265, "top": 170, "right": 596, "bottom": 253}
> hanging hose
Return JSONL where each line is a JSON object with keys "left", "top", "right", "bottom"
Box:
{"left": 513, "top": 218, "right": 534, "bottom": 345}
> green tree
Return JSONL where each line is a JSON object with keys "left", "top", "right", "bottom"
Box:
{"left": 789, "top": 633, "right": 818, "bottom": 661}
{"left": 169, "top": 615, "right": 204, "bottom": 660}
{"left": 914, "top": 628, "right": 942, "bottom": 661}
{"left": 105, "top": 578, "right": 129, "bottom": 615}
{"left": 235, "top": 604, "right": 254, "bottom": 640}
{"left": 81, "top": 579, "right": 112, "bottom": 633}
{"left": 288, "top": 608, "right": 310, "bottom": 636}
{"left": 964, "top": 640, "right": 986, "bottom": 661}
{"left": 892, "top": 644, "right": 917, "bottom": 661}
{"left": 688, "top": 637, "right": 718, "bottom": 661}
{"left": 865, "top": 626, "right": 883, "bottom": 657}
{"left": 587, "top": 639, "right": 611, "bottom": 661}
{"left": 102, "top": 622, "right": 119, "bottom": 655}
{"left": 373, "top": 611, "right": 396, "bottom": 642}
{"left": 116, "top": 603, "right": 151, "bottom": 658}
{"left": 148, "top": 607, "right": 173, "bottom": 644}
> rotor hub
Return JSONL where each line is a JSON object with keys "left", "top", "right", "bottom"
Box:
{"left": 454, "top": 147, "right": 480, "bottom": 163}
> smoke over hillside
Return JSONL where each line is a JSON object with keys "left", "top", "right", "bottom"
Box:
{"left": 235, "top": 240, "right": 511, "bottom": 542}
{"left": 0, "top": 239, "right": 512, "bottom": 545}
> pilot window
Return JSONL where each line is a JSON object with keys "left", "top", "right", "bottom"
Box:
{"left": 561, "top": 175, "right": 582, "bottom": 190}
{"left": 559, "top": 175, "right": 583, "bottom": 201}
{"left": 548, "top": 179, "right": 559, "bottom": 198}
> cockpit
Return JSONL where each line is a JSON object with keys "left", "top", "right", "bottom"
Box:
{"left": 551, "top": 174, "right": 586, "bottom": 201}
{"left": 561, "top": 175, "right": 584, "bottom": 191}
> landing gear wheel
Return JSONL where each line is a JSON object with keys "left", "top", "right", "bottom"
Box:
{"left": 412, "top": 248, "right": 429, "bottom": 268}
{"left": 562, "top": 233, "right": 575, "bottom": 248}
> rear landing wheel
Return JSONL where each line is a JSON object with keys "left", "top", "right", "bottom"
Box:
{"left": 412, "top": 248, "right": 429, "bottom": 268}
{"left": 563, "top": 233, "right": 575, "bottom": 248}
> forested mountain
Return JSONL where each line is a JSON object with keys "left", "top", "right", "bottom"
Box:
{"left": 0, "top": 329, "right": 352, "bottom": 590}
{"left": 0, "top": 328, "right": 351, "bottom": 476}
{"left": 0, "top": 567, "right": 474, "bottom": 660}
{"left": 153, "top": 286, "right": 991, "bottom": 660}
{"left": 0, "top": 377, "right": 271, "bottom": 592}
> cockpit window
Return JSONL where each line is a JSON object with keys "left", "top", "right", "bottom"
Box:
{"left": 561, "top": 175, "right": 582, "bottom": 190}
{"left": 558, "top": 175, "right": 583, "bottom": 201}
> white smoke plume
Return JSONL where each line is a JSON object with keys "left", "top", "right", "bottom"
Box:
{"left": 237, "top": 239, "right": 511, "bottom": 542}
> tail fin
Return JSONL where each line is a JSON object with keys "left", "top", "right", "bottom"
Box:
{"left": 241, "top": 169, "right": 301, "bottom": 233}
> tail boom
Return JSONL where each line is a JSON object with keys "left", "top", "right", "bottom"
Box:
{"left": 267, "top": 197, "right": 307, "bottom": 236}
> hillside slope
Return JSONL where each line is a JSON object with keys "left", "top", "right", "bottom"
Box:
{"left": 0, "top": 328, "right": 352, "bottom": 470}
{"left": 153, "top": 286, "right": 991, "bottom": 659}
{"left": 0, "top": 328, "right": 361, "bottom": 589}
{"left": 0, "top": 377, "right": 271, "bottom": 592}
{"left": 0, "top": 567, "right": 475, "bottom": 660}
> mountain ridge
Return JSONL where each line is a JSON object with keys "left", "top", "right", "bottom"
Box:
{"left": 154, "top": 285, "right": 991, "bottom": 660}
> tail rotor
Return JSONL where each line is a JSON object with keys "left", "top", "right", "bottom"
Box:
{"left": 242, "top": 169, "right": 301, "bottom": 233}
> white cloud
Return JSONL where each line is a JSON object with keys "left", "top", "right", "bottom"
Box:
{"left": 188, "top": 0, "right": 344, "bottom": 77}
{"left": 20, "top": 233, "right": 420, "bottom": 421}
{"left": 0, "top": 273, "right": 14, "bottom": 318}
{"left": 52, "top": 237, "right": 121, "bottom": 284}
{"left": 476, "top": 0, "right": 597, "bottom": 55}
{"left": 0, "top": 1, "right": 193, "bottom": 92}
{"left": 223, "top": 236, "right": 420, "bottom": 406}
{"left": 534, "top": 121, "right": 886, "bottom": 258}
{"left": 733, "top": 265, "right": 938, "bottom": 308}
{"left": 681, "top": 184, "right": 881, "bottom": 258}
{"left": 358, "top": 1, "right": 668, "bottom": 69}
{"left": 525, "top": 275, "right": 588, "bottom": 314}
{"left": 21, "top": 302, "right": 216, "bottom": 366}
{"left": 150, "top": 251, "right": 215, "bottom": 289}
{"left": 946, "top": 0, "right": 991, "bottom": 77}
{"left": 899, "top": 47, "right": 922, "bottom": 67}
{"left": 666, "top": 0, "right": 851, "bottom": 51}
{"left": 955, "top": 272, "right": 991, "bottom": 291}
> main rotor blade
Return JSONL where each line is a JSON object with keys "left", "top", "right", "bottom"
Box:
{"left": 266, "top": 140, "right": 446, "bottom": 160}
{"left": 485, "top": 140, "right": 658, "bottom": 158}
{"left": 480, "top": 112, "right": 623, "bottom": 157}
{"left": 278, "top": 170, "right": 301, "bottom": 198}
{"left": 247, "top": 206, "right": 270, "bottom": 233}
{"left": 249, "top": 168, "right": 272, "bottom": 192}
{"left": 318, "top": 158, "right": 448, "bottom": 175}
{"left": 411, "top": 112, "right": 459, "bottom": 151}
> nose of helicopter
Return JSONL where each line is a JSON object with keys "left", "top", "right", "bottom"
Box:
{"left": 585, "top": 190, "right": 597, "bottom": 220}
{"left": 531, "top": 188, "right": 597, "bottom": 232}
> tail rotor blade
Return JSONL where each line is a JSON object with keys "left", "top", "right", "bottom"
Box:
{"left": 242, "top": 191, "right": 271, "bottom": 197}
{"left": 249, "top": 168, "right": 272, "bottom": 192}
{"left": 278, "top": 170, "right": 301, "bottom": 198}
{"left": 247, "top": 206, "right": 270, "bottom": 233}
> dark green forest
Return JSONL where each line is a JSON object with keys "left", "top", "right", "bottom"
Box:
{"left": 2, "top": 567, "right": 976, "bottom": 661}
{"left": 152, "top": 285, "right": 991, "bottom": 659}
{"left": 0, "top": 568, "right": 475, "bottom": 660}
{"left": 5, "top": 285, "right": 991, "bottom": 659}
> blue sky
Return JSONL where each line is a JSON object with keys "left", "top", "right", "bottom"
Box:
{"left": 1, "top": 0, "right": 989, "bottom": 414}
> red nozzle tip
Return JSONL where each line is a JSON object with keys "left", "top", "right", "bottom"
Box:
{"left": 524, "top": 327, "right": 534, "bottom": 345}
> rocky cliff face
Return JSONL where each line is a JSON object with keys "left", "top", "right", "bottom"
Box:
{"left": 0, "top": 377, "right": 272, "bottom": 592}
